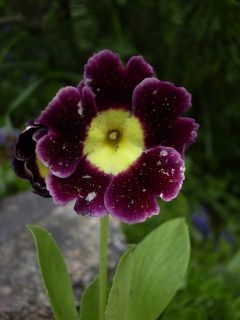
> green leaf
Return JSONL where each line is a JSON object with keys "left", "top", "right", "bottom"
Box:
{"left": 79, "top": 278, "right": 99, "bottom": 320}
{"left": 79, "top": 248, "right": 135, "bottom": 320}
{"left": 105, "top": 245, "right": 135, "bottom": 320}
{"left": 27, "top": 225, "right": 78, "bottom": 320}
{"left": 227, "top": 249, "right": 240, "bottom": 273}
{"left": 106, "top": 218, "right": 190, "bottom": 320}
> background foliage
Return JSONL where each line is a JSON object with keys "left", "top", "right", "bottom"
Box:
{"left": 0, "top": 0, "right": 240, "bottom": 318}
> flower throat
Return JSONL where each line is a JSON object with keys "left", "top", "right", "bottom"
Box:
{"left": 106, "top": 130, "right": 121, "bottom": 149}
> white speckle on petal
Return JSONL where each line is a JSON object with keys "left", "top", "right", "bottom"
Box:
{"left": 180, "top": 165, "right": 185, "bottom": 172}
{"left": 77, "top": 101, "right": 84, "bottom": 116}
{"left": 160, "top": 150, "right": 168, "bottom": 156}
{"left": 160, "top": 192, "right": 163, "bottom": 198}
{"left": 161, "top": 170, "right": 169, "bottom": 176}
{"left": 86, "top": 192, "right": 97, "bottom": 202}
{"left": 157, "top": 161, "right": 161, "bottom": 166}
{"left": 82, "top": 175, "right": 92, "bottom": 179}
{"left": 152, "top": 90, "right": 158, "bottom": 95}
{"left": 143, "top": 189, "right": 146, "bottom": 192}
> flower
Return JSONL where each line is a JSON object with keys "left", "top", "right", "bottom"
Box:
{"left": 13, "top": 50, "right": 199, "bottom": 223}
{"left": 13, "top": 124, "right": 50, "bottom": 198}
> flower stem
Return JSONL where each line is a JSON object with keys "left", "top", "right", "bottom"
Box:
{"left": 99, "top": 215, "right": 109, "bottom": 320}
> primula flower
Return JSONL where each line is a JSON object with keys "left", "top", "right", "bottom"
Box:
{"left": 13, "top": 50, "right": 198, "bottom": 223}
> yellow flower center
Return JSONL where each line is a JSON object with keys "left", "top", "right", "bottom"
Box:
{"left": 83, "top": 109, "right": 144, "bottom": 175}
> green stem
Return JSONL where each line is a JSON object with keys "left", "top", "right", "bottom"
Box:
{"left": 99, "top": 215, "right": 109, "bottom": 320}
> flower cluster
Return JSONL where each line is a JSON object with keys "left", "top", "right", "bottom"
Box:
{"left": 13, "top": 50, "right": 198, "bottom": 223}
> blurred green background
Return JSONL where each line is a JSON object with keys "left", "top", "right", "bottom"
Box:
{"left": 0, "top": 0, "right": 240, "bottom": 318}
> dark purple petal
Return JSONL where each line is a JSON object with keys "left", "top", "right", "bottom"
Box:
{"left": 84, "top": 50, "right": 124, "bottom": 110}
{"left": 83, "top": 50, "right": 154, "bottom": 111}
{"left": 46, "top": 158, "right": 111, "bottom": 217}
{"left": 36, "top": 132, "right": 82, "bottom": 178}
{"left": 13, "top": 125, "right": 47, "bottom": 161}
{"left": 36, "top": 86, "right": 97, "bottom": 178}
{"left": 162, "top": 118, "right": 199, "bottom": 155}
{"left": 32, "top": 127, "right": 49, "bottom": 141}
{"left": 81, "top": 85, "right": 98, "bottom": 118}
{"left": 37, "top": 86, "right": 96, "bottom": 135}
{"left": 132, "top": 78, "right": 197, "bottom": 154}
{"left": 12, "top": 124, "right": 50, "bottom": 197}
{"left": 77, "top": 79, "right": 85, "bottom": 97}
{"left": 24, "top": 157, "right": 50, "bottom": 197}
{"left": 123, "top": 55, "right": 153, "bottom": 96}
{"left": 105, "top": 146, "right": 184, "bottom": 224}
{"left": 143, "top": 117, "right": 199, "bottom": 156}
{"left": 133, "top": 78, "right": 191, "bottom": 120}
{"left": 12, "top": 158, "right": 28, "bottom": 179}
{"left": 31, "top": 183, "right": 51, "bottom": 198}
{"left": 12, "top": 157, "right": 50, "bottom": 198}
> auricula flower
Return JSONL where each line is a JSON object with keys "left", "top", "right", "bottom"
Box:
{"left": 13, "top": 50, "right": 198, "bottom": 223}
